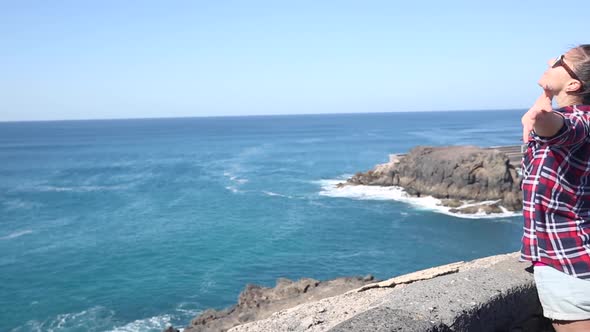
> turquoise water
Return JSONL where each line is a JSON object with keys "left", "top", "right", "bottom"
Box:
{"left": 1, "top": 110, "right": 525, "bottom": 331}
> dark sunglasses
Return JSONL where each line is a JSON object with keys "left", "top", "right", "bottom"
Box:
{"left": 552, "top": 54, "right": 582, "bottom": 82}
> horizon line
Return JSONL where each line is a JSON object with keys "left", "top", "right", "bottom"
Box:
{"left": 0, "top": 107, "right": 526, "bottom": 123}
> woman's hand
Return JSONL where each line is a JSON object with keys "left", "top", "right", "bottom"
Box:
{"left": 521, "top": 90, "right": 554, "bottom": 142}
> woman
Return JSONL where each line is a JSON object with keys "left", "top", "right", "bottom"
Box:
{"left": 521, "top": 44, "right": 590, "bottom": 332}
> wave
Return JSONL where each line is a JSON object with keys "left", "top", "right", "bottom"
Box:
{"left": 223, "top": 171, "right": 248, "bottom": 184}
{"left": 13, "top": 305, "right": 196, "bottom": 332}
{"left": 225, "top": 186, "right": 242, "bottom": 193}
{"left": 27, "top": 184, "right": 130, "bottom": 193}
{"left": 109, "top": 314, "right": 180, "bottom": 332}
{"left": 218, "top": 144, "right": 273, "bottom": 187}
{"left": 174, "top": 302, "right": 202, "bottom": 318}
{"left": 262, "top": 191, "right": 292, "bottom": 198}
{"left": 0, "top": 229, "right": 33, "bottom": 240}
{"left": 14, "top": 306, "right": 116, "bottom": 332}
{"left": 317, "top": 179, "right": 521, "bottom": 220}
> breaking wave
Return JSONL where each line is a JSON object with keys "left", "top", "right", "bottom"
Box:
{"left": 317, "top": 179, "right": 520, "bottom": 219}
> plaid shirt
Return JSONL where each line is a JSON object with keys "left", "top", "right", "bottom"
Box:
{"left": 520, "top": 105, "right": 590, "bottom": 279}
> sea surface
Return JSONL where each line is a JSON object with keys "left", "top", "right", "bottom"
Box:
{"left": 1, "top": 110, "right": 525, "bottom": 331}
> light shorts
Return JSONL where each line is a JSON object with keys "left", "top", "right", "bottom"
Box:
{"left": 534, "top": 265, "right": 590, "bottom": 321}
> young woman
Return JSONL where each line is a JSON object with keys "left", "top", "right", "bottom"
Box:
{"left": 521, "top": 45, "right": 590, "bottom": 332}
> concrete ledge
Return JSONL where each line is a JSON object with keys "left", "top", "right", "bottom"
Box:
{"left": 329, "top": 307, "right": 444, "bottom": 331}
{"left": 230, "top": 253, "right": 554, "bottom": 332}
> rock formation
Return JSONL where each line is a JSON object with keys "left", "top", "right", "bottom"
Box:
{"left": 182, "top": 275, "right": 377, "bottom": 332}
{"left": 341, "top": 145, "right": 522, "bottom": 213}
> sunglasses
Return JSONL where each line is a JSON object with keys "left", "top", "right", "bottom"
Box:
{"left": 552, "top": 54, "right": 582, "bottom": 83}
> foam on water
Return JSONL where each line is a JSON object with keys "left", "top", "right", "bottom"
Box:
{"left": 317, "top": 179, "right": 521, "bottom": 220}
{"left": 1, "top": 229, "right": 33, "bottom": 240}
{"left": 29, "top": 184, "right": 130, "bottom": 193}
{"left": 262, "top": 191, "right": 292, "bottom": 198}
{"left": 14, "top": 306, "right": 116, "bottom": 332}
{"left": 223, "top": 170, "right": 249, "bottom": 192}
{"left": 109, "top": 314, "right": 179, "bottom": 332}
{"left": 225, "top": 186, "right": 241, "bottom": 193}
{"left": 14, "top": 305, "right": 198, "bottom": 332}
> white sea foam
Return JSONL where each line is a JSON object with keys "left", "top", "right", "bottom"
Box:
{"left": 16, "top": 306, "right": 116, "bottom": 331}
{"left": 33, "top": 184, "right": 129, "bottom": 192}
{"left": 317, "top": 179, "right": 521, "bottom": 220}
{"left": 223, "top": 167, "right": 251, "bottom": 194}
{"left": 0, "top": 229, "right": 33, "bottom": 240}
{"left": 225, "top": 186, "right": 241, "bottom": 193}
{"left": 223, "top": 171, "right": 248, "bottom": 186}
{"left": 110, "top": 314, "right": 181, "bottom": 332}
{"left": 174, "top": 302, "right": 202, "bottom": 317}
{"left": 262, "top": 191, "right": 292, "bottom": 198}
{"left": 16, "top": 306, "right": 189, "bottom": 332}
{"left": 110, "top": 302, "right": 202, "bottom": 332}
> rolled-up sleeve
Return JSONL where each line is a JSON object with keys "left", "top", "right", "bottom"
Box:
{"left": 532, "top": 112, "right": 590, "bottom": 146}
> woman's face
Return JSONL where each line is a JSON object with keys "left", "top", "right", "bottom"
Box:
{"left": 538, "top": 50, "right": 580, "bottom": 96}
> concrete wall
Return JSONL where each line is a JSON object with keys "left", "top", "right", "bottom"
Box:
{"left": 230, "top": 253, "right": 555, "bottom": 332}
{"left": 330, "top": 254, "right": 553, "bottom": 331}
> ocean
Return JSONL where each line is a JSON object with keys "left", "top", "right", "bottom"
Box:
{"left": 1, "top": 110, "right": 525, "bottom": 331}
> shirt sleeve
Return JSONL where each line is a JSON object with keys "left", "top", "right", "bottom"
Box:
{"left": 531, "top": 112, "right": 590, "bottom": 147}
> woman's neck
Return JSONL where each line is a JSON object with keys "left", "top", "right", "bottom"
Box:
{"left": 555, "top": 93, "right": 583, "bottom": 108}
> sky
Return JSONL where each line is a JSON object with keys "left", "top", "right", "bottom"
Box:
{"left": 1, "top": 0, "right": 590, "bottom": 121}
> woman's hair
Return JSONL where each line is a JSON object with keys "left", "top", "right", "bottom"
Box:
{"left": 571, "top": 45, "right": 590, "bottom": 104}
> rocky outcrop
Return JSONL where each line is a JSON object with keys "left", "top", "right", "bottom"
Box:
{"left": 342, "top": 146, "right": 522, "bottom": 213}
{"left": 182, "top": 275, "right": 378, "bottom": 332}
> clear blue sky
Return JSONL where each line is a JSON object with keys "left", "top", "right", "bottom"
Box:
{"left": 1, "top": 0, "right": 589, "bottom": 121}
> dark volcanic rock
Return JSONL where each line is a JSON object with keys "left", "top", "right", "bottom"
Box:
{"left": 345, "top": 146, "right": 522, "bottom": 211}
{"left": 183, "top": 276, "right": 377, "bottom": 332}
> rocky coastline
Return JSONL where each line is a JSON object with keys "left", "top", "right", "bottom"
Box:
{"left": 339, "top": 145, "right": 522, "bottom": 214}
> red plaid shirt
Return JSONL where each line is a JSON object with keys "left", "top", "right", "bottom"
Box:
{"left": 521, "top": 105, "right": 590, "bottom": 278}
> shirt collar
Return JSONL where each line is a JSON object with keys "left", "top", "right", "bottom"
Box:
{"left": 556, "top": 105, "right": 590, "bottom": 114}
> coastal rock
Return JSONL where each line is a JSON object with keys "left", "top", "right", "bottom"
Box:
{"left": 183, "top": 275, "right": 378, "bottom": 332}
{"left": 344, "top": 145, "right": 522, "bottom": 211}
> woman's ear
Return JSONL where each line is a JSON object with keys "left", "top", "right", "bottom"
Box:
{"left": 566, "top": 79, "right": 583, "bottom": 93}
